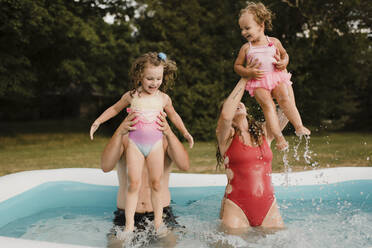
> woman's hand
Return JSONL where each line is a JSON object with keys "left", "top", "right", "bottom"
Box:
{"left": 245, "top": 57, "right": 264, "bottom": 80}
{"left": 116, "top": 111, "right": 138, "bottom": 136}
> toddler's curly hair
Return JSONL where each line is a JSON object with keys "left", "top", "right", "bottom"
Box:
{"left": 240, "top": 2, "right": 274, "bottom": 31}
{"left": 129, "top": 52, "right": 177, "bottom": 96}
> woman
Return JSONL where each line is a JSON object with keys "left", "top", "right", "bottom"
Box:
{"left": 216, "top": 77, "right": 288, "bottom": 233}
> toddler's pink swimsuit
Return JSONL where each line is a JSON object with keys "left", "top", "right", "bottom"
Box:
{"left": 245, "top": 36, "right": 292, "bottom": 97}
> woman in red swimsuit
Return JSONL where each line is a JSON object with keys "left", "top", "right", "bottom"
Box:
{"left": 216, "top": 77, "right": 288, "bottom": 233}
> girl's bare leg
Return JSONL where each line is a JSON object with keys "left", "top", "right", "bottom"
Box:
{"left": 272, "top": 83, "right": 310, "bottom": 136}
{"left": 146, "top": 141, "right": 165, "bottom": 233}
{"left": 254, "top": 88, "right": 288, "bottom": 150}
{"left": 124, "top": 141, "right": 145, "bottom": 232}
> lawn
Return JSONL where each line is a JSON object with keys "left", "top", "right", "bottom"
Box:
{"left": 0, "top": 120, "right": 371, "bottom": 176}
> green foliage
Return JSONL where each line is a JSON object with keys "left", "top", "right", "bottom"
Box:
{"left": 0, "top": 0, "right": 371, "bottom": 138}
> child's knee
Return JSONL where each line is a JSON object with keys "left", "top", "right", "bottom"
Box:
{"left": 276, "top": 90, "right": 290, "bottom": 105}
{"left": 150, "top": 179, "right": 161, "bottom": 192}
{"left": 260, "top": 100, "right": 275, "bottom": 111}
{"left": 128, "top": 179, "right": 141, "bottom": 192}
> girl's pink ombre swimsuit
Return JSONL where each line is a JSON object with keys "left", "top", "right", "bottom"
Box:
{"left": 245, "top": 36, "right": 292, "bottom": 96}
{"left": 127, "top": 93, "right": 163, "bottom": 157}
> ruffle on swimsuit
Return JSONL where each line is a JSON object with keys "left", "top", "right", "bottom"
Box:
{"left": 245, "top": 36, "right": 292, "bottom": 97}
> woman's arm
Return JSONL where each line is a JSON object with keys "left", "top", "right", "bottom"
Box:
{"left": 100, "top": 112, "right": 138, "bottom": 172}
{"left": 216, "top": 78, "right": 247, "bottom": 154}
{"left": 157, "top": 112, "right": 190, "bottom": 171}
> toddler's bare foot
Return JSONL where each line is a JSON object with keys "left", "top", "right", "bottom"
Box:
{"left": 295, "top": 126, "right": 311, "bottom": 136}
{"left": 275, "top": 134, "right": 289, "bottom": 151}
{"left": 155, "top": 223, "right": 170, "bottom": 238}
{"left": 116, "top": 230, "right": 134, "bottom": 243}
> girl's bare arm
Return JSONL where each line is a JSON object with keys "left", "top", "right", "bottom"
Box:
{"left": 163, "top": 94, "right": 194, "bottom": 147}
{"left": 272, "top": 37, "right": 289, "bottom": 70}
{"left": 94, "top": 92, "right": 131, "bottom": 125}
{"left": 234, "top": 43, "right": 252, "bottom": 77}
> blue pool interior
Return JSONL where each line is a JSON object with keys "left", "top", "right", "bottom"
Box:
{"left": 0, "top": 180, "right": 371, "bottom": 247}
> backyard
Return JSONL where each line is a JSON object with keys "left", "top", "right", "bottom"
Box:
{"left": 0, "top": 119, "right": 371, "bottom": 177}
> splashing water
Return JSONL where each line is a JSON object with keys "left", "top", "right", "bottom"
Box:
{"left": 282, "top": 148, "right": 291, "bottom": 186}
{"left": 282, "top": 135, "right": 321, "bottom": 186}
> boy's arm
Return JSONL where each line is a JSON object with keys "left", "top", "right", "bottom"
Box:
{"left": 157, "top": 112, "right": 189, "bottom": 171}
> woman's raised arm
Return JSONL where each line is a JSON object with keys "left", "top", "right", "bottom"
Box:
{"left": 216, "top": 78, "right": 247, "bottom": 152}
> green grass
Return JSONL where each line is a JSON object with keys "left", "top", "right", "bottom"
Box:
{"left": 0, "top": 120, "right": 371, "bottom": 176}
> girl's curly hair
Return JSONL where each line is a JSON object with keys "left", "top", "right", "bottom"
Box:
{"left": 129, "top": 52, "right": 177, "bottom": 96}
{"left": 239, "top": 2, "right": 274, "bottom": 31}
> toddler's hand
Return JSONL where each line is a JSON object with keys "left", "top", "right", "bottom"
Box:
{"left": 184, "top": 132, "right": 194, "bottom": 148}
{"left": 90, "top": 121, "right": 100, "bottom": 140}
{"left": 273, "top": 49, "right": 287, "bottom": 70}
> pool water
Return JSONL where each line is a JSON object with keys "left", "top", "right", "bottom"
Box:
{"left": 0, "top": 181, "right": 371, "bottom": 248}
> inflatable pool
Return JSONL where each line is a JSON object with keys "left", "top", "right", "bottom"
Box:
{"left": 0, "top": 167, "right": 371, "bottom": 247}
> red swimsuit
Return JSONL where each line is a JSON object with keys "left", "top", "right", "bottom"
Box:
{"left": 224, "top": 134, "right": 274, "bottom": 226}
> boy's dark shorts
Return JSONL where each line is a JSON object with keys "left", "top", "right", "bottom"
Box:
{"left": 113, "top": 206, "right": 183, "bottom": 231}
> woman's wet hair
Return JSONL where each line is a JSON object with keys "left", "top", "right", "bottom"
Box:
{"left": 216, "top": 102, "right": 264, "bottom": 170}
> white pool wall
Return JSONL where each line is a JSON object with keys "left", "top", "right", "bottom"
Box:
{"left": 1, "top": 167, "right": 372, "bottom": 203}
{"left": 0, "top": 167, "right": 372, "bottom": 248}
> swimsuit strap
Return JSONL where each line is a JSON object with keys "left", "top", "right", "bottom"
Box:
{"left": 266, "top": 35, "right": 271, "bottom": 43}
{"left": 247, "top": 36, "right": 271, "bottom": 50}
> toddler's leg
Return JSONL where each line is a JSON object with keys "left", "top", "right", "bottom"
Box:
{"left": 254, "top": 88, "right": 288, "bottom": 150}
{"left": 146, "top": 141, "right": 166, "bottom": 233}
{"left": 272, "top": 83, "right": 310, "bottom": 136}
{"left": 124, "top": 141, "right": 145, "bottom": 232}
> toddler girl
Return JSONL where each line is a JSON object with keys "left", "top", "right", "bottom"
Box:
{"left": 234, "top": 2, "right": 310, "bottom": 150}
{"left": 90, "top": 52, "right": 193, "bottom": 235}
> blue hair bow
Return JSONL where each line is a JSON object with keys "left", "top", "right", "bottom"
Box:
{"left": 158, "top": 52, "right": 167, "bottom": 61}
